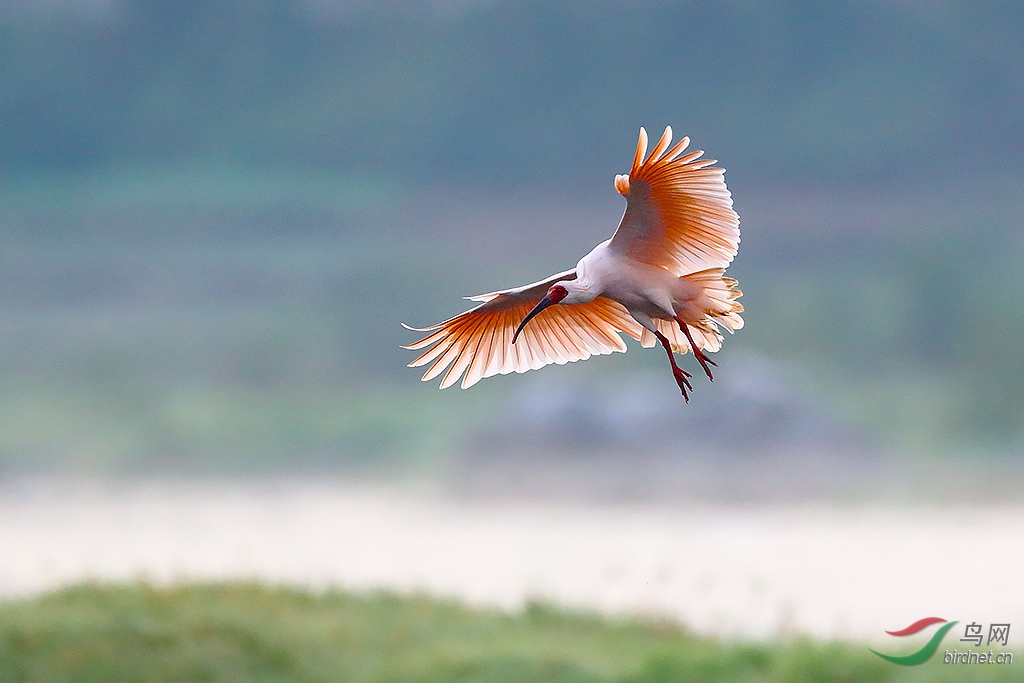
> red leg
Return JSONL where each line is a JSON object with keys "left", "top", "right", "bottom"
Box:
{"left": 678, "top": 322, "right": 717, "bottom": 382}
{"left": 654, "top": 330, "right": 692, "bottom": 402}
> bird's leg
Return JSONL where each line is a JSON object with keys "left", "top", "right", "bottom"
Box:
{"left": 677, "top": 321, "right": 717, "bottom": 382}
{"left": 653, "top": 330, "right": 692, "bottom": 402}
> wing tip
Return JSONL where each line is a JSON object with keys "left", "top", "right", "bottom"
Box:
{"left": 645, "top": 126, "right": 673, "bottom": 166}
{"left": 631, "top": 127, "right": 648, "bottom": 174}
{"left": 402, "top": 321, "right": 438, "bottom": 333}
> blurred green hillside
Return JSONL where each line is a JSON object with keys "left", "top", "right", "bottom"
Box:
{"left": 1, "top": 0, "right": 1022, "bottom": 473}
{"left": 3, "top": 582, "right": 1017, "bottom": 683}
{"left": 4, "top": 0, "right": 1024, "bottom": 185}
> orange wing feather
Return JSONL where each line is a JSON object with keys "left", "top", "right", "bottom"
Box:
{"left": 403, "top": 271, "right": 643, "bottom": 389}
{"left": 609, "top": 127, "right": 740, "bottom": 276}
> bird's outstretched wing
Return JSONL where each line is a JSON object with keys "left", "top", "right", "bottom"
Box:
{"left": 403, "top": 270, "right": 643, "bottom": 389}
{"left": 609, "top": 126, "right": 739, "bottom": 275}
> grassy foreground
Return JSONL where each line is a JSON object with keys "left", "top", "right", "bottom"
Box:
{"left": 0, "top": 583, "right": 1017, "bottom": 683}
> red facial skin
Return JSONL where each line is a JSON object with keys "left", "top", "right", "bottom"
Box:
{"left": 512, "top": 283, "right": 569, "bottom": 344}
{"left": 546, "top": 284, "right": 568, "bottom": 303}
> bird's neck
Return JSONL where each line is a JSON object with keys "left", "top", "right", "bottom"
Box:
{"left": 562, "top": 274, "right": 600, "bottom": 304}
{"left": 572, "top": 240, "right": 613, "bottom": 302}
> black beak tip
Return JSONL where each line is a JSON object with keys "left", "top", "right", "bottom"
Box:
{"left": 512, "top": 294, "right": 554, "bottom": 345}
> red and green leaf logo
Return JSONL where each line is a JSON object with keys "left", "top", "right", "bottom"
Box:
{"left": 871, "top": 617, "right": 958, "bottom": 665}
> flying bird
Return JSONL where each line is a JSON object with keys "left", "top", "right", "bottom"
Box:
{"left": 403, "top": 127, "right": 742, "bottom": 401}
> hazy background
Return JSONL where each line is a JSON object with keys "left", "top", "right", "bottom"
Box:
{"left": 1, "top": 0, "right": 1023, "bottom": 500}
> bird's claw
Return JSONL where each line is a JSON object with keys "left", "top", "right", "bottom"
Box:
{"left": 673, "top": 367, "right": 692, "bottom": 402}
{"left": 677, "top": 321, "right": 717, "bottom": 382}
{"left": 693, "top": 348, "right": 716, "bottom": 382}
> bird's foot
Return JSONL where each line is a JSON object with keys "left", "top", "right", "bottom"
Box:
{"left": 673, "top": 366, "right": 692, "bottom": 402}
{"left": 654, "top": 328, "right": 694, "bottom": 402}
{"left": 692, "top": 347, "right": 717, "bottom": 382}
{"left": 677, "top": 321, "right": 717, "bottom": 382}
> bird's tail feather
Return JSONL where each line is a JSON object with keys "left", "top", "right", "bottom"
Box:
{"left": 685, "top": 268, "right": 744, "bottom": 333}
{"left": 638, "top": 269, "right": 743, "bottom": 354}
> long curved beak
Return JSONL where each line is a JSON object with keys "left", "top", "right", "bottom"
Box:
{"left": 512, "top": 295, "right": 555, "bottom": 344}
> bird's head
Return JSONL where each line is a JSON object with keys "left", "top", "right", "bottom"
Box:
{"left": 512, "top": 283, "right": 569, "bottom": 344}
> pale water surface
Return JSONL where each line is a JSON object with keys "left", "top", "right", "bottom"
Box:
{"left": 0, "top": 479, "right": 1020, "bottom": 641}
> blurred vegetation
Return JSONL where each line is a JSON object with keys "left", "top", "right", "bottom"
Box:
{"left": 3, "top": 0, "right": 1023, "bottom": 185}
{"left": 2, "top": 582, "right": 1017, "bottom": 683}
{"left": 0, "top": 0, "right": 1023, "bottom": 472}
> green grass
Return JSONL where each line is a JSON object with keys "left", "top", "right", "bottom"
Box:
{"left": 0, "top": 583, "right": 1019, "bottom": 683}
